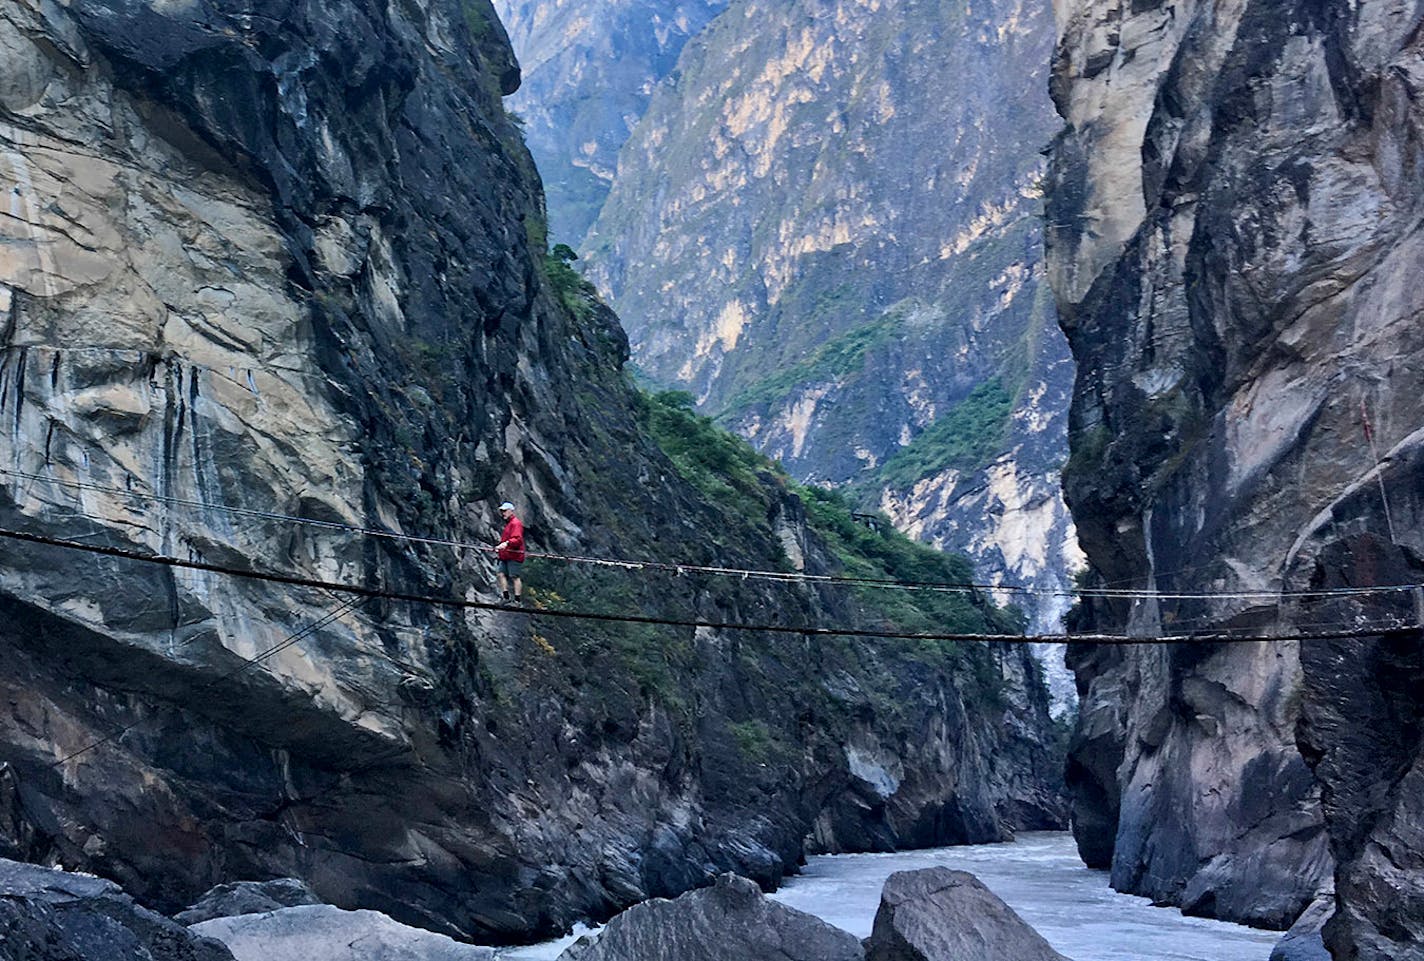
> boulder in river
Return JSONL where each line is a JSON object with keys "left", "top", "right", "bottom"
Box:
{"left": 190, "top": 904, "right": 496, "bottom": 961}
{"left": 557, "top": 872, "right": 865, "bottom": 961}
{"left": 175, "top": 878, "right": 324, "bottom": 925}
{"left": 1269, "top": 895, "right": 1333, "bottom": 961}
{"left": 0, "top": 856, "right": 234, "bottom": 960}
{"left": 863, "top": 867, "right": 1069, "bottom": 961}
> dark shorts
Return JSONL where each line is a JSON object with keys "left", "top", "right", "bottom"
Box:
{"left": 497, "top": 558, "right": 523, "bottom": 577}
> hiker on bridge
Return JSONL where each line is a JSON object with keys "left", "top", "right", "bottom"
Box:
{"left": 496, "top": 501, "right": 525, "bottom": 604}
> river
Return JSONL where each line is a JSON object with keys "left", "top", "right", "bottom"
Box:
{"left": 498, "top": 832, "right": 1281, "bottom": 960}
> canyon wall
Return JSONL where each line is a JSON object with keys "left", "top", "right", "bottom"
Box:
{"left": 0, "top": 0, "right": 1063, "bottom": 943}
{"left": 1047, "top": 0, "right": 1423, "bottom": 951}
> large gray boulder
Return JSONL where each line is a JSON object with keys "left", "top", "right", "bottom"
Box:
{"left": 190, "top": 904, "right": 496, "bottom": 961}
{"left": 175, "top": 878, "right": 324, "bottom": 925}
{"left": 557, "top": 873, "right": 864, "bottom": 961}
{"left": 1270, "top": 896, "right": 1333, "bottom": 961}
{"left": 864, "top": 868, "right": 1068, "bottom": 961}
{"left": 0, "top": 857, "right": 234, "bottom": 961}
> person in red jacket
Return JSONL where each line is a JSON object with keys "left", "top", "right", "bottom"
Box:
{"left": 495, "top": 501, "right": 525, "bottom": 603}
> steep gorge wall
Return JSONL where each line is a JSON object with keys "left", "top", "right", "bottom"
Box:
{"left": 0, "top": 0, "right": 1063, "bottom": 944}
{"left": 1046, "top": 0, "right": 1424, "bottom": 950}
{"left": 579, "top": 0, "right": 1082, "bottom": 633}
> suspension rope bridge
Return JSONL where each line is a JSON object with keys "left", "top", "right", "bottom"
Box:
{"left": 5, "top": 465, "right": 1419, "bottom": 771}
{"left": 2, "top": 466, "right": 1418, "bottom": 605}
{"left": 1, "top": 526, "right": 1416, "bottom": 648}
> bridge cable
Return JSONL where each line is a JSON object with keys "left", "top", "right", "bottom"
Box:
{"left": 3, "top": 467, "right": 1419, "bottom": 604}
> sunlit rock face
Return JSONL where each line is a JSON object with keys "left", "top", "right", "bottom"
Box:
{"left": 1046, "top": 0, "right": 1424, "bottom": 947}
{"left": 493, "top": 0, "right": 732, "bottom": 244}
{"left": 564, "top": 0, "right": 1080, "bottom": 632}
{"left": 0, "top": 0, "right": 1066, "bottom": 943}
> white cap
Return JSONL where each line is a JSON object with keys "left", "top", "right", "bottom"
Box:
{"left": 499, "top": 501, "right": 515, "bottom": 511}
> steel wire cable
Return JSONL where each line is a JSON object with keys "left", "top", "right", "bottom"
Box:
{"left": 1, "top": 525, "right": 1417, "bottom": 647}
{"left": 4, "top": 466, "right": 1420, "bottom": 604}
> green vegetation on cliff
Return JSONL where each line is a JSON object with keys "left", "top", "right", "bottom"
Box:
{"left": 877, "top": 379, "right": 1017, "bottom": 488}
{"left": 718, "top": 311, "right": 899, "bottom": 417}
{"left": 637, "top": 389, "right": 778, "bottom": 526}
{"left": 635, "top": 389, "right": 1019, "bottom": 647}
{"left": 543, "top": 242, "right": 599, "bottom": 321}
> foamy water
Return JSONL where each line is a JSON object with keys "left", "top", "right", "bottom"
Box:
{"left": 498, "top": 832, "right": 1281, "bottom": 960}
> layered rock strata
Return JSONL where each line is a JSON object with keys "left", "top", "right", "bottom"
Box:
{"left": 0, "top": 0, "right": 1063, "bottom": 944}
{"left": 1047, "top": 0, "right": 1424, "bottom": 945}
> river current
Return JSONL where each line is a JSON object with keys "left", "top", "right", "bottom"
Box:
{"left": 499, "top": 832, "right": 1281, "bottom": 960}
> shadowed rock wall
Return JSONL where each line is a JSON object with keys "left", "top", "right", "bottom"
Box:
{"left": 1045, "top": 0, "right": 1424, "bottom": 946}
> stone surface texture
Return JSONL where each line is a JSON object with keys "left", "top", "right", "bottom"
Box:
{"left": 569, "top": 0, "right": 1082, "bottom": 636}
{"left": 1269, "top": 894, "right": 1333, "bottom": 961}
{"left": 0, "top": 0, "right": 1063, "bottom": 944}
{"left": 1295, "top": 536, "right": 1424, "bottom": 961}
{"left": 557, "top": 872, "right": 865, "bottom": 961}
{"left": 175, "top": 878, "right": 323, "bottom": 925}
{"left": 191, "top": 904, "right": 497, "bottom": 961}
{"left": 863, "top": 867, "right": 1068, "bottom": 961}
{"left": 0, "top": 856, "right": 234, "bottom": 960}
{"left": 1046, "top": 0, "right": 1424, "bottom": 949}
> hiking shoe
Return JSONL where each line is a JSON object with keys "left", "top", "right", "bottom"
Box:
{"left": 514, "top": 594, "right": 522, "bottom": 604}
{"left": 502, "top": 591, "right": 511, "bottom": 601}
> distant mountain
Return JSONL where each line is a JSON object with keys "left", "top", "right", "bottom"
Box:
{"left": 494, "top": 0, "right": 731, "bottom": 243}
{"left": 555, "top": 0, "right": 1080, "bottom": 639}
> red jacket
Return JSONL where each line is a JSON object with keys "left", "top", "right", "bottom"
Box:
{"left": 498, "top": 516, "right": 525, "bottom": 562}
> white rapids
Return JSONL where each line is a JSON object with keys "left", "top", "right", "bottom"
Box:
{"left": 498, "top": 832, "right": 1282, "bottom": 960}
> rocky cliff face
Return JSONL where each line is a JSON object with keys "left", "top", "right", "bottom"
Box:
{"left": 0, "top": 0, "right": 1063, "bottom": 944}
{"left": 491, "top": 0, "right": 731, "bottom": 244}
{"left": 573, "top": 0, "right": 1082, "bottom": 634}
{"left": 1046, "top": 0, "right": 1424, "bottom": 947}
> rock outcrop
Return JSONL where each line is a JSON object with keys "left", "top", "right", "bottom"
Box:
{"left": 1046, "top": 0, "right": 1424, "bottom": 945}
{"left": 191, "top": 904, "right": 497, "bottom": 961}
{"left": 571, "top": 0, "right": 1081, "bottom": 632}
{"left": 1296, "top": 536, "right": 1424, "bottom": 960}
{"left": 0, "top": 0, "right": 1063, "bottom": 944}
{"left": 863, "top": 868, "right": 1068, "bottom": 961}
{"left": 175, "top": 879, "right": 323, "bottom": 926}
{"left": 557, "top": 872, "right": 865, "bottom": 961}
{"left": 1268, "top": 894, "right": 1332, "bottom": 961}
{"left": 0, "top": 857, "right": 234, "bottom": 961}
